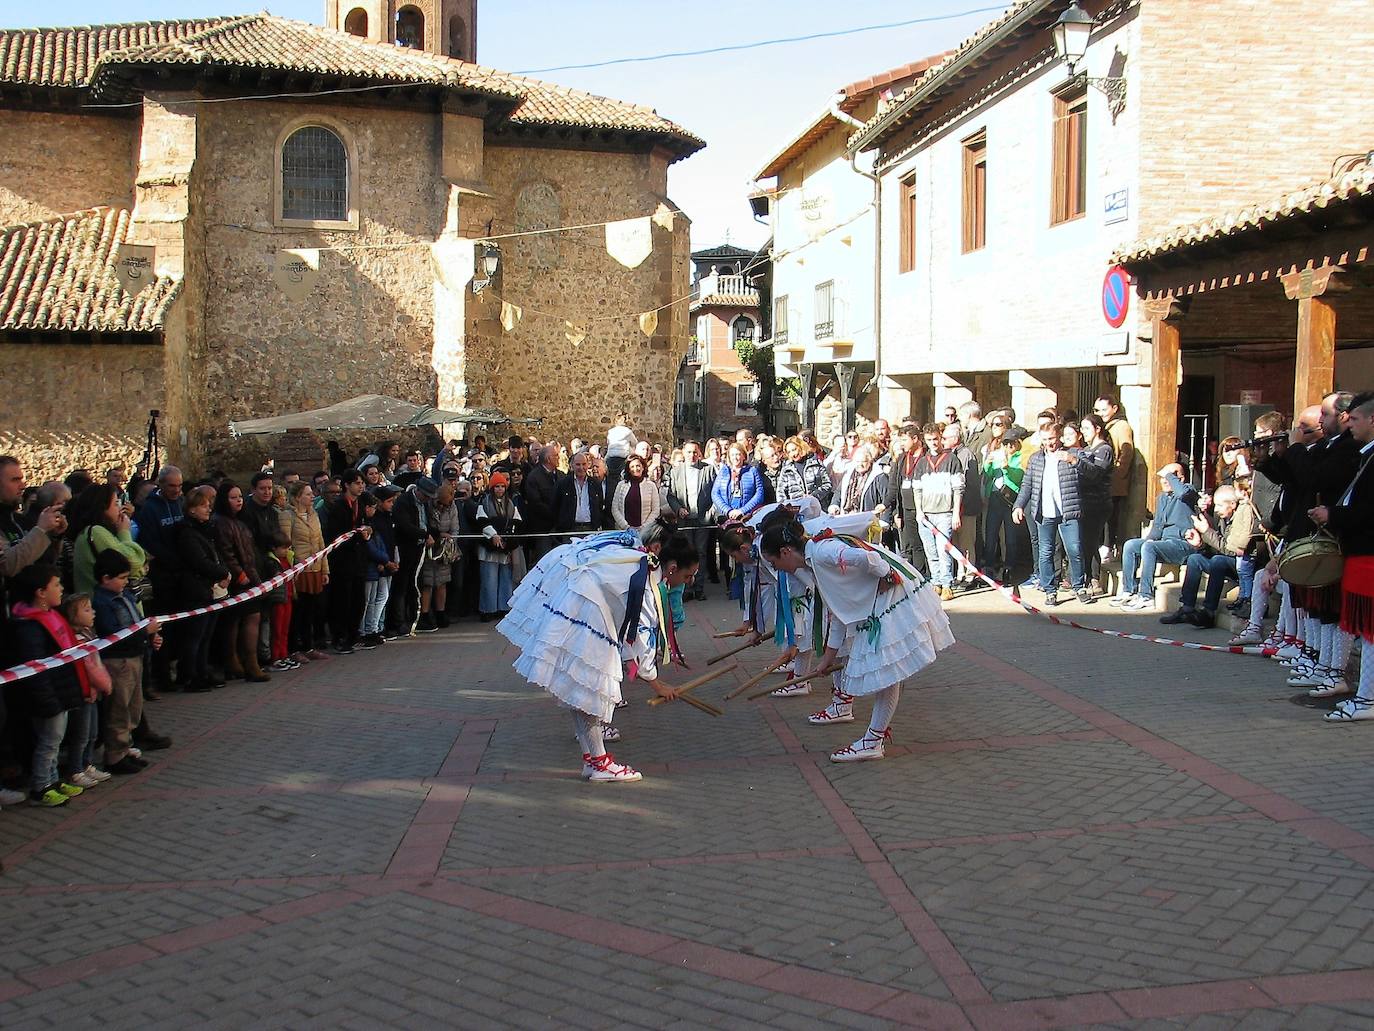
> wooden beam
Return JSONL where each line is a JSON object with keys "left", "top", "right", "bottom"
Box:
{"left": 1282, "top": 265, "right": 1347, "bottom": 413}
{"left": 1144, "top": 294, "right": 1187, "bottom": 477}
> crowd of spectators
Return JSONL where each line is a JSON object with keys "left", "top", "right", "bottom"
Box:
{"left": 27, "top": 385, "right": 1344, "bottom": 809}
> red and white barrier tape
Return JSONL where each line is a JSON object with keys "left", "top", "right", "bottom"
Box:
{"left": 0, "top": 530, "right": 359, "bottom": 685}
{"left": 912, "top": 514, "right": 1277, "bottom": 657}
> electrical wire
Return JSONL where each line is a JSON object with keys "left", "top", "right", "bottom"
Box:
{"left": 514, "top": 5, "right": 1012, "bottom": 74}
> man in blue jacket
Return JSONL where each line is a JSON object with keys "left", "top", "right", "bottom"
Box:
{"left": 1110, "top": 462, "right": 1199, "bottom": 611}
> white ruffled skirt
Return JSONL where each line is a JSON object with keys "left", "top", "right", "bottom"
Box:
{"left": 498, "top": 544, "right": 572, "bottom": 644}
{"left": 838, "top": 580, "right": 954, "bottom": 696}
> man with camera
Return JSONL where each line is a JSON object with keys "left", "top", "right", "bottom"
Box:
{"left": 1256, "top": 393, "right": 1360, "bottom": 698}
{"left": 1309, "top": 390, "right": 1374, "bottom": 721}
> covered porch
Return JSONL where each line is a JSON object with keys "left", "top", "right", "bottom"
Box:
{"left": 1117, "top": 164, "right": 1374, "bottom": 478}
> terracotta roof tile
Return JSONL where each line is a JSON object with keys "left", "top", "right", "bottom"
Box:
{"left": 1114, "top": 164, "right": 1374, "bottom": 265}
{"left": 0, "top": 17, "right": 232, "bottom": 88}
{"left": 0, "top": 207, "right": 179, "bottom": 334}
{"left": 0, "top": 15, "right": 702, "bottom": 153}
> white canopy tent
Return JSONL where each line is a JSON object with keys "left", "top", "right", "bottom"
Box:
{"left": 228, "top": 394, "right": 540, "bottom": 437}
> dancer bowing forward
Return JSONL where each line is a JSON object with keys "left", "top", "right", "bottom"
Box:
{"left": 497, "top": 531, "right": 697, "bottom": 781}
{"left": 759, "top": 515, "right": 955, "bottom": 761}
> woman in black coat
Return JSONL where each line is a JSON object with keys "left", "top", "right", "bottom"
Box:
{"left": 1075, "top": 415, "right": 1115, "bottom": 592}
{"left": 173, "top": 486, "right": 230, "bottom": 692}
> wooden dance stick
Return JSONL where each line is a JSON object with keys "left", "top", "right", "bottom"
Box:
{"left": 707, "top": 636, "right": 762, "bottom": 665}
{"left": 712, "top": 628, "right": 753, "bottom": 639}
{"left": 645, "top": 663, "right": 738, "bottom": 708}
{"left": 745, "top": 666, "right": 838, "bottom": 701}
{"left": 679, "top": 694, "right": 724, "bottom": 718}
{"left": 724, "top": 660, "right": 789, "bottom": 701}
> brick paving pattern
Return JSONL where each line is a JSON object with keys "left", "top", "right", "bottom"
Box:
{"left": 2, "top": 588, "right": 1373, "bottom": 1028}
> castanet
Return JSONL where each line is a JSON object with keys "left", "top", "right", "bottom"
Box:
{"left": 707, "top": 636, "right": 762, "bottom": 665}
{"left": 645, "top": 662, "right": 738, "bottom": 707}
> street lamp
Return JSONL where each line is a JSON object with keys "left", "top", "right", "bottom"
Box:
{"left": 472, "top": 241, "right": 500, "bottom": 294}
{"left": 1051, "top": 1, "right": 1127, "bottom": 118}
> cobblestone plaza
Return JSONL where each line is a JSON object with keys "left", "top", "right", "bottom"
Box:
{"left": 2, "top": 593, "right": 1373, "bottom": 1030}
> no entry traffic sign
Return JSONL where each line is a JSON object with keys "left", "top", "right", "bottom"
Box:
{"left": 1102, "top": 265, "right": 1131, "bottom": 328}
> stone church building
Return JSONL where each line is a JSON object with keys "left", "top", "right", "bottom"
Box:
{"left": 0, "top": 3, "right": 702, "bottom": 477}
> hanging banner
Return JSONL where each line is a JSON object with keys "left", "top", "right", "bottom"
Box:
{"left": 431, "top": 238, "right": 476, "bottom": 293}
{"left": 605, "top": 216, "right": 653, "bottom": 269}
{"left": 565, "top": 321, "right": 587, "bottom": 347}
{"left": 114, "top": 244, "right": 157, "bottom": 297}
{"left": 651, "top": 203, "right": 675, "bottom": 232}
{"left": 272, "top": 248, "right": 321, "bottom": 302}
{"left": 501, "top": 301, "right": 523, "bottom": 332}
{"left": 638, "top": 309, "right": 659, "bottom": 338}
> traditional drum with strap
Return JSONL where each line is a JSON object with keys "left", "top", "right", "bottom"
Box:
{"left": 1278, "top": 528, "right": 1344, "bottom": 587}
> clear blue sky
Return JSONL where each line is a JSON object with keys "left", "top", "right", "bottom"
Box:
{"left": 0, "top": 1, "right": 1003, "bottom": 249}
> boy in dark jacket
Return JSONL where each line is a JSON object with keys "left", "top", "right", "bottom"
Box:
{"left": 361, "top": 487, "right": 400, "bottom": 648}
{"left": 9, "top": 563, "right": 87, "bottom": 806}
{"left": 92, "top": 550, "right": 160, "bottom": 773}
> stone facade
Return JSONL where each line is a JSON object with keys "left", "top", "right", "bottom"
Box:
{"left": 0, "top": 13, "right": 700, "bottom": 481}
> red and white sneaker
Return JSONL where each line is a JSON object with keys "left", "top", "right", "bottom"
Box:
{"left": 583, "top": 753, "right": 642, "bottom": 782}
{"left": 831, "top": 729, "right": 890, "bottom": 762}
{"left": 772, "top": 673, "right": 812, "bottom": 697}
{"left": 807, "top": 701, "right": 854, "bottom": 724}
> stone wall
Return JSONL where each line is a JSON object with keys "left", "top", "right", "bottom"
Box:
{"left": 0, "top": 109, "right": 135, "bottom": 226}
{"left": 0, "top": 344, "right": 165, "bottom": 482}
{"left": 189, "top": 99, "right": 446, "bottom": 471}
{"left": 469, "top": 144, "right": 690, "bottom": 447}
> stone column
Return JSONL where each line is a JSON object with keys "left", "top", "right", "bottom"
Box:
{"left": 932, "top": 373, "right": 974, "bottom": 420}
{"left": 1281, "top": 264, "right": 1346, "bottom": 416}
{"left": 876, "top": 379, "right": 913, "bottom": 424}
{"left": 1009, "top": 370, "right": 1056, "bottom": 425}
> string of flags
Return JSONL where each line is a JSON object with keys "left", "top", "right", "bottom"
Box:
{"left": 111, "top": 203, "right": 704, "bottom": 345}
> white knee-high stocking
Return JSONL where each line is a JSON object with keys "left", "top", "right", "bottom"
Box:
{"left": 572, "top": 710, "right": 604, "bottom": 756}
{"left": 1249, "top": 578, "right": 1270, "bottom": 628}
{"left": 1332, "top": 628, "right": 1355, "bottom": 679}
{"left": 867, "top": 684, "right": 901, "bottom": 735}
{"left": 1359, "top": 640, "right": 1374, "bottom": 702}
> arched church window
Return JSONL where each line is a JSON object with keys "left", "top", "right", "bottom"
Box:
{"left": 343, "top": 7, "right": 368, "bottom": 36}
{"left": 448, "top": 15, "right": 468, "bottom": 59}
{"left": 280, "top": 125, "right": 351, "bottom": 224}
{"left": 396, "top": 5, "right": 425, "bottom": 49}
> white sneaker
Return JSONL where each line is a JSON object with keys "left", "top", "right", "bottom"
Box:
{"left": 0, "top": 786, "right": 28, "bottom": 806}
{"left": 771, "top": 680, "right": 812, "bottom": 697}
{"left": 1324, "top": 698, "right": 1374, "bottom": 723}
{"left": 831, "top": 730, "right": 889, "bottom": 762}
{"left": 1123, "top": 595, "right": 1153, "bottom": 611}
{"left": 1107, "top": 593, "right": 1130, "bottom": 607}
{"left": 69, "top": 771, "right": 98, "bottom": 789}
{"left": 1288, "top": 667, "right": 1327, "bottom": 687}
{"left": 1308, "top": 679, "right": 1353, "bottom": 699}
{"left": 807, "top": 702, "right": 854, "bottom": 724}
{"left": 1229, "top": 625, "right": 1263, "bottom": 646}
{"left": 601, "top": 724, "right": 622, "bottom": 743}
{"left": 583, "top": 753, "right": 642, "bottom": 782}
{"left": 84, "top": 765, "right": 112, "bottom": 784}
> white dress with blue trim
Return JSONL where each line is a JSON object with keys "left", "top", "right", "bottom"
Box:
{"left": 804, "top": 535, "right": 954, "bottom": 696}
{"left": 497, "top": 531, "right": 662, "bottom": 722}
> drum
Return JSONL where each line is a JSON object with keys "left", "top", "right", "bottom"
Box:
{"left": 1278, "top": 530, "right": 1344, "bottom": 587}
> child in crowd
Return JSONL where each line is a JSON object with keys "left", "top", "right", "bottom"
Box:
{"left": 266, "top": 531, "right": 297, "bottom": 672}
{"left": 92, "top": 549, "right": 160, "bottom": 775}
{"left": 59, "top": 592, "right": 113, "bottom": 790}
{"left": 9, "top": 563, "right": 90, "bottom": 806}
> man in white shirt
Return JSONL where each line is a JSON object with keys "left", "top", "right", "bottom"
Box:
{"left": 668, "top": 440, "right": 714, "bottom": 599}
{"left": 556, "top": 452, "right": 608, "bottom": 533}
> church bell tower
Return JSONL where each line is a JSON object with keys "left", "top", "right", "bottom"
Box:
{"left": 325, "top": 0, "right": 478, "bottom": 63}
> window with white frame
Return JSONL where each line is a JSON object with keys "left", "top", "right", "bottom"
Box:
{"left": 736, "top": 382, "right": 759, "bottom": 414}
{"left": 814, "top": 280, "right": 834, "bottom": 339}
{"left": 773, "top": 294, "right": 789, "bottom": 345}
{"left": 730, "top": 315, "right": 756, "bottom": 349}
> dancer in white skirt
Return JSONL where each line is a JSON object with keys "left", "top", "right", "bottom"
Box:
{"left": 496, "top": 532, "right": 696, "bottom": 781}
{"left": 759, "top": 514, "right": 955, "bottom": 761}
{"left": 720, "top": 499, "right": 824, "bottom": 697}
